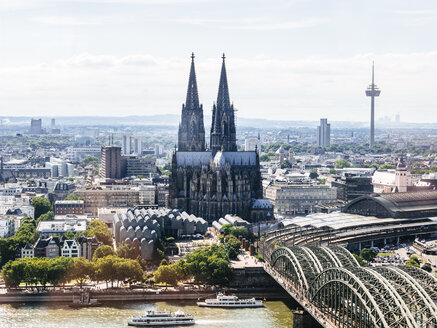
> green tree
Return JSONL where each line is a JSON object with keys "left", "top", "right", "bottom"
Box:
{"left": 221, "top": 224, "right": 233, "bottom": 237}
{"left": 335, "top": 159, "right": 352, "bottom": 169}
{"left": 92, "top": 245, "right": 115, "bottom": 261}
{"left": 405, "top": 255, "right": 420, "bottom": 267}
{"left": 353, "top": 254, "right": 367, "bottom": 267}
{"left": 85, "top": 220, "right": 113, "bottom": 246}
{"left": 69, "top": 257, "right": 94, "bottom": 287}
{"left": 116, "top": 242, "right": 136, "bottom": 260}
{"left": 224, "top": 235, "right": 242, "bottom": 260}
{"left": 232, "top": 226, "right": 248, "bottom": 239}
{"left": 81, "top": 155, "right": 99, "bottom": 168}
{"left": 329, "top": 168, "right": 336, "bottom": 174}
{"left": 64, "top": 194, "right": 84, "bottom": 201}
{"left": 37, "top": 211, "right": 54, "bottom": 224}
{"left": 64, "top": 231, "right": 75, "bottom": 240}
{"left": 47, "top": 257, "right": 71, "bottom": 287}
{"left": 153, "top": 263, "right": 183, "bottom": 286}
{"left": 360, "top": 248, "right": 377, "bottom": 263}
{"left": 32, "top": 197, "right": 52, "bottom": 220}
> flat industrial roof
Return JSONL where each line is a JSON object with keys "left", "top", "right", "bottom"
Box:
{"left": 281, "top": 212, "right": 433, "bottom": 231}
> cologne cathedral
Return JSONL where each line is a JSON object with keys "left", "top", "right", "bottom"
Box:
{"left": 169, "top": 54, "right": 265, "bottom": 222}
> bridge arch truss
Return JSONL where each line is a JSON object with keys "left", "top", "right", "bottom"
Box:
{"left": 269, "top": 246, "right": 437, "bottom": 328}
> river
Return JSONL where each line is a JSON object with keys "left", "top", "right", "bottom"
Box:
{"left": 0, "top": 300, "right": 294, "bottom": 328}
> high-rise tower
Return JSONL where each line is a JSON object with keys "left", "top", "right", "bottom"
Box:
{"left": 365, "top": 62, "right": 381, "bottom": 148}
{"left": 210, "top": 54, "right": 237, "bottom": 154}
{"left": 317, "top": 118, "right": 331, "bottom": 147}
{"left": 178, "top": 53, "right": 206, "bottom": 151}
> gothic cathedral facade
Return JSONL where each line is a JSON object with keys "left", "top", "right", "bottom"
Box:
{"left": 169, "top": 54, "right": 263, "bottom": 222}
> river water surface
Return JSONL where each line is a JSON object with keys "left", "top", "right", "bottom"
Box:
{"left": 0, "top": 300, "right": 294, "bottom": 328}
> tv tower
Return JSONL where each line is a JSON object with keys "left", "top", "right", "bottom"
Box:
{"left": 365, "top": 62, "right": 381, "bottom": 148}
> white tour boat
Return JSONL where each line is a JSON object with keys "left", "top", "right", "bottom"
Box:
{"left": 197, "top": 293, "right": 264, "bottom": 308}
{"left": 128, "top": 310, "right": 195, "bottom": 327}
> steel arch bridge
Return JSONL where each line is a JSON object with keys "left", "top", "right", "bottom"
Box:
{"left": 269, "top": 246, "right": 437, "bottom": 328}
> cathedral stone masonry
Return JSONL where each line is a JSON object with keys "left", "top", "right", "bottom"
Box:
{"left": 169, "top": 54, "right": 263, "bottom": 223}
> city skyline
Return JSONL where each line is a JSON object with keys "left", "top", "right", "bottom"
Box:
{"left": 1, "top": 1, "right": 437, "bottom": 122}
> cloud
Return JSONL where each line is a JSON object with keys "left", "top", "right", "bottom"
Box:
{"left": 1, "top": 51, "right": 437, "bottom": 122}
{"left": 53, "top": 53, "right": 157, "bottom": 68}
{"left": 32, "top": 16, "right": 101, "bottom": 26}
{"left": 395, "top": 9, "right": 437, "bottom": 25}
{"left": 224, "top": 18, "right": 329, "bottom": 31}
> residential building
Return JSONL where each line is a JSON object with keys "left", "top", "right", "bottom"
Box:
{"left": 45, "top": 237, "right": 61, "bottom": 258}
{"left": 21, "top": 243, "right": 34, "bottom": 258}
{"left": 61, "top": 239, "right": 80, "bottom": 258}
{"left": 0, "top": 216, "right": 15, "bottom": 238}
{"left": 54, "top": 200, "right": 84, "bottom": 215}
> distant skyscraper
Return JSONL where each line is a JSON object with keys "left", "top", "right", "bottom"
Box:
{"left": 30, "top": 119, "right": 42, "bottom": 134}
{"left": 317, "top": 118, "right": 330, "bottom": 147}
{"left": 51, "top": 118, "right": 55, "bottom": 129}
{"left": 133, "top": 137, "right": 142, "bottom": 155}
{"left": 365, "top": 62, "right": 381, "bottom": 148}
{"left": 122, "top": 135, "right": 131, "bottom": 155}
{"left": 395, "top": 114, "right": 400, "bottom": 123}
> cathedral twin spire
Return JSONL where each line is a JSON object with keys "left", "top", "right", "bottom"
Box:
{"left": 178, "top": 53, "right": 205, "bottom": 152}
{"left": 177, "top": 53, "right": 237, "bottom": 153}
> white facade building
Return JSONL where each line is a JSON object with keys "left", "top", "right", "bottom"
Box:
{"left": 265, "top": 182, "right": 337, "bottom": 215}
{"left": 244, "top": 138, "right": 261, "bottom": 154}
{"left": 67, "top": 146, "right": 102, "bottom": 163}
{"left": 61, "top": 239, "right": 81, "bottom": 258}
{"left": 0, "top": 216, "right": 15, "bottom": 238}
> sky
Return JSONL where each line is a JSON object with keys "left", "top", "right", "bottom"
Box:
{"left": 1, "top": 0, "right": 437, "bottom": 122}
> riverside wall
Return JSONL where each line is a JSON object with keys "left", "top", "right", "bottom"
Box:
{"left": 0, "top": 288, "right": 287, "bottom": 303}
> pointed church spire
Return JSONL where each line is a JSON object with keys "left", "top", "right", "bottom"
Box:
{"left": 177, "top": 53, "right": 206, "bottom": 151}
{"left": 216, "top": 53, "right": 231, "bottom": 111}
{"left": 210, "top": 53, "right": 237, "bottom": 154}
{"left": 185, "top": 52, "right": 199, "bottom": 110}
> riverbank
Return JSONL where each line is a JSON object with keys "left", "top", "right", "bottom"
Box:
{"left": 0, "top": 287, "right": 289, "bottom": 303}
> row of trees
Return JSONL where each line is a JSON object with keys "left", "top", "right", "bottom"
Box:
{"left": 261, "top": 142, "right": 437, "bottom": 157}
{"left": 154, "top": 245, "right": 233, "bottom": 286}
{"left": 2, "top": 251, "right": 144, "bottom": 289}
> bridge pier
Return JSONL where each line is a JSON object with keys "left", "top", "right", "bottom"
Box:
{"left": 292, "top": 309, "right": 320, "bottom": 328}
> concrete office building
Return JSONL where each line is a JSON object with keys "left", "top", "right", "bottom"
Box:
{"left": 100, "top": 146, "right": 122, "bottom": 179}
